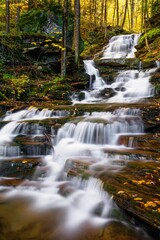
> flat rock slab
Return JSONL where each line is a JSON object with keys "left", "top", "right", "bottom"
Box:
{"left": 98, "top": 160, "right": 160, "bottom": 235}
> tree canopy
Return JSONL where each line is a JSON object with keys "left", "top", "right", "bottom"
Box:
{"left": 0, "top": 0, "right": 159, "bottom": 35}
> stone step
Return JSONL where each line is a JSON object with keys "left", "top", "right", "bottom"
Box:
{"left": 117, "top": 133, "right": 160, "bottom": 151}
{"left": 0, "top": 157, "right": 44, "bottom": 179}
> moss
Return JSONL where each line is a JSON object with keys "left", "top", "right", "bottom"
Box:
{"left": 0, "top": 92, "right": 8, "bottom": 101}
{"left": 18, "top": 9, "right": 48, "bottom": 33}
{"left": 139, "top": 28, "right": 160, "bottom": 45}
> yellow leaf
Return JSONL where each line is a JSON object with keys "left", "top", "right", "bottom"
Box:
{"left": 144, "top": 201, "right": 157, "bottom": 208}
{"left": 145, "top": 181, "right": 154, "bottom": 185}
{"left": 123, "top": 182, "right": 128, "bottom": 185}
{"left": 22, "top": 160, "right": 27, "bottom": 164}
{"left": 117, "top": 191, "right": 124, "bottom": 195}
{"left": 134, "top": 197, "right": 143, "bottom": 201}
{"left": 157, "top": 208, "right": 160, "bottom": 213}
{"left": 132, "top": 180, "right": 138, "bottom": 183}
{"left": 154, "top": 201, "right": 160, "bottom": 205}
{"left": 137, "top": 180, "right": 145, "bottom": 185}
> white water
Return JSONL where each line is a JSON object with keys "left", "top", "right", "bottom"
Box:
{"left": 84, "top": 60, "right": 105, "bottom": 89}
{"left": 0, "top": 35, "right": 155, "bottom": 239}
{"left": 107, "top": 69, "right": 154, "bottom": 103}
{"left": 2, "top": 106, "right": 69, "bottom": 121}
{"left": 72, "top": 33, "right": 156, "bottom": 104}
{"left": 0, "top": 105, "right": 148, "bottom": 236}
{"left": 0, "top": 107, "right": 119, "bottom": 233}
{"left": 101, "top": 33, "right": 140, "bottom": 59}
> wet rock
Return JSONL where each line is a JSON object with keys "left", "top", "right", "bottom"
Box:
{"left": 96, "top": 58, "right": 140, "bottom": 70}
{"left": 97, "top": 88, "right": 116, "bottom": 99}
{"left": 72, "top": 92, "right": 86, "bottom": 101}
{"left": 99, "top": 160, "right": 160, "bottom": 237}
{"left": 0, "top": 157, "right": 43, "bottom": 179}
{"left": 117, "top": 134, "right": 160, "bottom": 152}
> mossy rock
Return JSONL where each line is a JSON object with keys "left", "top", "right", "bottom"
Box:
{"left": 18, "top": 9, "right": 48, "bottom": 33}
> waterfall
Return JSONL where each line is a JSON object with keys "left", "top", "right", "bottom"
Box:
{"left": 101, "top": 33, "right": 140, "bottom": 59}
{"left": 108, "top": 69, "right": 154, "bottom": 103}
{"left": 0, "top": 35, "right": 155, "bottom": 240}
{"left": 2, "top": 107, "right": 69, "bottom": 121}
{"left": 56, "top": 113, "right": 143, "bottom": 145}
{"left": 72, "top": 34, "right": 155, "bottom": 104}
{"left": 84, "top": 60, "right": 105, "bottom": 89}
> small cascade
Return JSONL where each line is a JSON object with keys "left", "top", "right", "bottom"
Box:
{"left": 2, "top": 107, "right": 69, "bottom": 121}
{"left": 72, "top": 34, "right": 156, "bottom": 104}
{"left": 101, "top": 33, "right": 140, "bottom": 59}
{"left": 84, "top": 60, "right": 105, "bottom": 89}
{"left": 0, "top": 108, "right": 70, "bottom": 157}
{"left": 56, "top": 110, "right": 143, "bottom": 146}
{"left": 107, "top": 69, "right": 154, "bottom": 103}
{"left": 155, "top": 60, "right": 160, "bottom": 67}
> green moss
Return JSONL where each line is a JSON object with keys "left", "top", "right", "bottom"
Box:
{"left": 139, "top": 28, "right": 160, "bottom": 44}
{"left": 0, "top": 92, "right": 8, "bottom": 101}
{"left": 18, "top": 9, "right": 48, "bottom": 33}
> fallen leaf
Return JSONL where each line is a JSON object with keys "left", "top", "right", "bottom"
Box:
{"left": 117, "top": 191, "right": 124, "bottom": 194}
{"left": 144, "top": 201, "right": 157, "bottom": 208}
{"left": 134, "top": 197, "right": 143, "bottom": 201}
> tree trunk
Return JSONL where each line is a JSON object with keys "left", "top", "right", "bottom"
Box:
{"left": 121, "top": 0, "right": 128, "bottom": 29}
{"left": 61, "top": 0, "right": 68, "bottom": 79}
{"left": 141, "top": 0, "right": 144, "bottom": 31}
{"left": 104, "top": 0, "right": 108, "bottom": 37}
{"left": 6, "top": 0, "right": 10, "bottom": 34}
{"left": 116, "top": 0, "right": 119, "bottom": 26}
{"left": 73, "top": 0, "right": 80, "bottom": 67}
{"left": 16, "top": 0, "right": 20, "bottom": 25}
{"left": 130, "top": 0, "right": 135, "bottom": 29}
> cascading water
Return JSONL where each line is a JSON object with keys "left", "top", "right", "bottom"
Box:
{"left": 84, "top": 60, "right": 105, "bottom": 89}
{"left": 101, "top": 33, "right": 140, "bottom": 59}
{"left": 72, "top": 33, "right": 156, "bottom": 104}
{"left": 0, "top": 35, "right": 156, "bottom": 239}
{"left": 0, "top": 105, "right": 153, "bottom": 239}
{"left": 107, "top": 69, "right": 155, "bottom": 103}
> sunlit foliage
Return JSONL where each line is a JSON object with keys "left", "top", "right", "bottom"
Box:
{"left": 0, "top": 0, "right": 158, "bottom": 34}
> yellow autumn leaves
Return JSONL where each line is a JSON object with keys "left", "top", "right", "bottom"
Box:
{"left": 132, "top": 179, "right": 155, "bottom": 185}
{"left": 31, "top": 38, "right": 64, "bottom": 50}
{"left": 118, "top": 190, "right": 160, "bottom": 212}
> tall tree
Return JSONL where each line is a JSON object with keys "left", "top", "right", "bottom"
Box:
{"left": 73, "top": 0, "right": 80, "bottom": 67}
{"left": 16, "top": 0, "right": 21, "bottom": 25}
{"left": 61, "top": 0, "right": 68, "bottom": 78}
{"left": 116, "top": 0, "right": 119, "bottom": 26}
{"left": 6, "top": 0, "right": 10, "bottom": 33}
{"left": 121, "top": 0, "right": 128, "bottom": 29}
{"left": 130, "top": 0, "right": 135, "bottom": 29}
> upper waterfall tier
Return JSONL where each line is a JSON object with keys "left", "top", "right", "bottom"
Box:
{"left": 101, "top": 34, "right": 140, "bottom": 59}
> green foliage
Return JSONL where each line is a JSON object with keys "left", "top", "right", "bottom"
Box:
{"left": 152, "top": 0, "right": 160, "bottom": 15}
{"left": 18, "top": 9, "right": 48, "bottom": 33}
{"left": 139, "top": 28, "right": 160, "bottom": 44}
{"left": 0, "top": 61, "right": 5, "bottom": 72}
{"left": 42, "top": 77, "right": 71, "bottom": 100}
{"left": 3, "top": 73, "right": 15, "bottom": 80}
{"left": 155, "top": 84, "right": 160, "bottom": 96}
{"left": 0, "top": 92, "right": 8, "bottom": 101}
{"left": 10, "top": 74, "right": 30, "bottom": 100}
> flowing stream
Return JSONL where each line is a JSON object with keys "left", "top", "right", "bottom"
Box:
{"left": 0, "top": 34, "right": 156, "bottom": 240}
{"left": 72, "top": 34, "right": 155, "bottom": 104}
